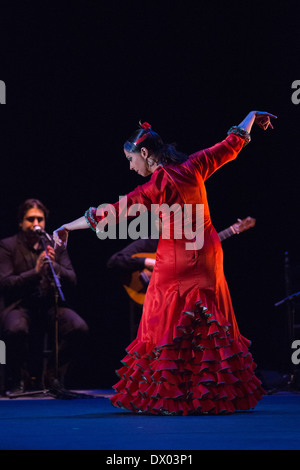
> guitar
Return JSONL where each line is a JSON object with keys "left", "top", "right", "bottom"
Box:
{"left": 123, "top": 216, "right": 256, "bottom": 305}
{"left": 217, "top": 216, "right": 256, "bottom": 241}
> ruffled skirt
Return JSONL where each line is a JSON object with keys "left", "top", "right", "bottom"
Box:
{"left": 110, "top": 298, "right": 265, "bottom": 415}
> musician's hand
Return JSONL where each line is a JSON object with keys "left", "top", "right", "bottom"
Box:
{"left": 35, "top": 246, "right": 55, "bottom": 273}
{"left": 144, "top": 258, "right": 156, "bottom": 271}
{"left": 53, "top": 226, "right": 69, "bottom": 248}
{"left": 46, "top": 246, "right": 55, "bottom": 262}
{"left": 232, "top": 219, "right": 242, "bottom": 234}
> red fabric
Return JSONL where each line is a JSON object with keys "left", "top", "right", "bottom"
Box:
{"left": 95, "top": 134, "right": 265, "bottom": 415}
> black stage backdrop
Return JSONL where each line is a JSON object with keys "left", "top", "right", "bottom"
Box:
{"left": 0, "top": 1, "right": 299, "bottom": 388}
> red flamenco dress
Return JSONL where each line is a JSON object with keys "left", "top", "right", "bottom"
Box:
{"left": 88, "top": 132, "right": 265, "bottom": 415}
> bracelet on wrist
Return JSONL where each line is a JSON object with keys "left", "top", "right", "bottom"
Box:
{"left": 84, "top": 207, "right": 97, "bottom": 232}
{"left": 227, "top": 126, "right": 251, "bottom": 147}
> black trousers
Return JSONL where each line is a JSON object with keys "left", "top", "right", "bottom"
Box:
{"left": 1, "top": 303, "right": 89, "bottom": 389}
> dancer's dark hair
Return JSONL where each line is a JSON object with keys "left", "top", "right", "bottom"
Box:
{"left": 124, "top": 122, "right": 188, "bottom": 164}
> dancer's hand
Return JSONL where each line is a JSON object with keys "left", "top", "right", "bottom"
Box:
{"left": 238, "top": 111, "right": 277, "bottom": 133}
{"left": 254, "top": 111, "right": 277, "bottom": 130}
{"left": 53, "top": 226, "right": 69, "bottom": 248}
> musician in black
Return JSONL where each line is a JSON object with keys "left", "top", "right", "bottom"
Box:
{"left": 0, "top": 198, "right": 88, "bottom": 395}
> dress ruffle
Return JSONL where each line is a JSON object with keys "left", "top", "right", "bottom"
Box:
{"left": 110, "top": 298, "right": 265, "bottom": 415}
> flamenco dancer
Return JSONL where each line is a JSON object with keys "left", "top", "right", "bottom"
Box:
{"left": 54, "top": 110, "right": 276, "bottom": 415}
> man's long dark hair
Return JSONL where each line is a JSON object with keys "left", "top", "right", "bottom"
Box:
{"left": 17, "top": 198, "right": 49, "bottom": 224}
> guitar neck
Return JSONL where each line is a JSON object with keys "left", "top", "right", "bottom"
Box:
{"left": 217, "top": 226, "right": 236, "bottom": 242}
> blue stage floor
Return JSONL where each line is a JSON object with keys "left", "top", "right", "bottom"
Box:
{"left": 0, "top": 390, "right": 300, "bottom": 451}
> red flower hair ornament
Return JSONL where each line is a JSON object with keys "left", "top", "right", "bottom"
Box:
{"left": 139, "top": 121, "right": 152, "bottom": 130}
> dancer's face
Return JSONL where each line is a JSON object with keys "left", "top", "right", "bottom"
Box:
{"left": 124, "top": 149, "right": 152, "bottom": 177}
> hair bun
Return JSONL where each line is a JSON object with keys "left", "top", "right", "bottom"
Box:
{"left": 139, "top": 121, "right": 152, "bottom": 130}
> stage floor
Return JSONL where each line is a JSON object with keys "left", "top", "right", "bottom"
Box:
{"left": 0, "top": 390, "right": 300, "bottom": 451}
